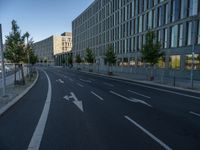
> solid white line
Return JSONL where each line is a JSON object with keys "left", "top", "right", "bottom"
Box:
{"left": 128, "top": 90, "right": 151, "bottom": 99}
{"left": 110, "top": 91, "right": 152, "bottom": 107}
{"left": 124, "top": 116, "right": 172, "bottom": 150}
{"left": 91, "top": 91, "right": 104, "bottom": 101}
{"left": 77, "top": 83, "right": 84, "bottom": 87}
{"left": 27, "top": 70, "right": 52, "bottom": 150}
{"left": 190, "top": 111, "right": 200, "bottom": 118}
{"left": 103, "top": 82, "right": 114, "bottom": 87}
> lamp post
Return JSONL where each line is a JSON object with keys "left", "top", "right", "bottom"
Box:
{"left": 0, "top": 24, "right": 6, "bottom": 96}
{"left": 191, "top": 14, "right": 198, "bottom": 89}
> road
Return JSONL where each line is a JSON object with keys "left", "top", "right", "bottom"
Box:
{"left": 0, "top": 67, "right": 200, "bottom": 150}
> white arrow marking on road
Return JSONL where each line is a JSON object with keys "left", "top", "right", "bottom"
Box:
{"left": 110, "top": 91, "right": 152, "bottom": 107}
{"left": 63, "top": 92, "right": 84, "bottom": 112}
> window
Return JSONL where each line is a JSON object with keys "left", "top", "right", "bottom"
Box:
{"left": 189, "top": 0, "right": 199, "bottom": 16}
{"left": 180, "top": 0, "right": 186, "bottom": 19}
{"left": 169, "top": 55, "right": 181, "bottom": 69}
{"left": 164, "top": 28, "right": 168, "bottom": 48}
{"left": 171, "top": 0, "right": 175, "bottom": 22}
{"left": 164, "top": 3, "right": 169, "bottom": 24}
{"left": 178, "top": 24, "right": 184, "bottom": 47}
{"left": 185, "top": 54, "right": 200, "bottom": 70}
{"left": 148, "top": 10, "right": 152, "bottom": 29}
{"left": 186, "top": 22, "right": 192, "bottom": 45}
{"left": 157, "top": 57, "right": 165, "bottom": 68}
{"left": 158, "top": 6, "right": 162, "bottom": 26}
{"left": 171, "top": 25, "right": 178, "bottom": 47}
{"left": 198, "top": 20, "right": 200, "bottom": 44}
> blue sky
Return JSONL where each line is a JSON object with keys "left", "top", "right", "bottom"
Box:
{"left": 0, "top": 0, "right": 94, "bottom": 43}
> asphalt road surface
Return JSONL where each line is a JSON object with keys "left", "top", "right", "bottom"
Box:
{"left": 0, "top": 67, "right": 200, "bottom": 150}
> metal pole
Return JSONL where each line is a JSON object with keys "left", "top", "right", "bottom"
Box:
{"left": 191, "top": 16, "right": 196, "bottom": 89}
{"left": 0, "top": 24, "right": 6, "bottom": 96}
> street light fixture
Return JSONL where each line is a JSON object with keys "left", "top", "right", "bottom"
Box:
{"left": 0, "top": 24, "right": 6, "bottom": 96}
{"left": 191, "top": 14, "right": 198, "bottom": 89}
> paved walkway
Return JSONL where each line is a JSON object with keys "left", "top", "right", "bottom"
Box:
{"left": 0, "top": 71, "right": 36, "bottom": 110}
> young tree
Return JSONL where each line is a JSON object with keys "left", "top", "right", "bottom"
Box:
{"left": 104, "top": 44, "right": 117, "bottom": 75}
{"left": 141, "top": 30, "right": 164, "bottom": 80}
{"left": 85, "top": 48, "right": 95, "bottom": 71}
{"left": 67, "top": 53, "right": 73, "bottom": 68}
{"left": 4, "top": 20, "right": 26, "bottom": 85}
{"left": 75, "top": 54, "right": 82, "bottom": 70}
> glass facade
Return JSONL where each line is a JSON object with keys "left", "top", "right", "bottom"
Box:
{"left": 72, "top": 0, "right": 200, "bottom": 70}
{"left": 185, "top": 54, "right": 200, "bottom": 70}
{"left": 169, "top": 55, "right": 181, "bottom": 69}
{"left": 171, "top": 25, "right": 178, "bottom": 48}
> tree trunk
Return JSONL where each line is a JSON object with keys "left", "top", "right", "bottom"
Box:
{"left": 14, "top": 64, "right": 17, "bottom": 84}
{"left": 20, "top": 64, "right": 25, "bottom": 85}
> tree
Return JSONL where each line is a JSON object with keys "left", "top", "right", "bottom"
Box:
{"left": 141, "top": 30, "right": 164, "bottom": 80}
{"left": 75, "top": 54, "right": 82, "bottom": 70}
{"left": 85, "top": 48, "right": 95, "bottom": 71}
{"left": 67, "top": 53, "right": 73, "bottom": 68}
{"left": 104, "top": 44, "right": 117, "bottom": 75}
{"left": 85, "top": 48, "right": 94, "bottom": 64}
{"left": 4, "top": 20, "right": 26, "bottom": 85}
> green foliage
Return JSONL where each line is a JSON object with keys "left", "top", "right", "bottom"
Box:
{"left": 85, "top": 48, "right": 94, "bottom": 64}
{"left": 4, "top": 20, "right": 26, "bottom": 63}
{"left": 141, "top": 31, "right": 164, "bottom": 66}
{"left": 75, "top": 54, "right": 82, "bottom": 64}
{"left": 30, "top": 51, "right": 38, "bottom": 65}
{"left": 68, "top": 53, "right": 73, "bottom": 65}
{"left": 61, "top": 58, "right": 66, "bottom": 64}
{"left": 104, "top": 45, "right": 117, "bottom": 66}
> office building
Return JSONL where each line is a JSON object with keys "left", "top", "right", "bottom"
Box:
{"left": 33, "top": 32, "right": 72, "bottom": 64}
{"left": 72, "top": 0, "right": 200, "bottom": 72}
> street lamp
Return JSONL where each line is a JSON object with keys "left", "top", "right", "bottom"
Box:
{"left": 191, "top": 14, "right": 198, "bottom": 89}
{"left": 0, "top": 24, "right": 6, "bottom": 96}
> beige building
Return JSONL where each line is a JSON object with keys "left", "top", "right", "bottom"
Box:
{"left": 33, "top": 32, "right": 72, "bottom": 64}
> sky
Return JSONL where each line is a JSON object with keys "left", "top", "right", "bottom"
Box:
{"left": 0, "top": 0, "right": 94, "bottom": 43}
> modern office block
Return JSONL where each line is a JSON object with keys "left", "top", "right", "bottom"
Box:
{"left": 72, "top": 0, "right": 200, "bottom": 71}
{"left": 33, "top": 32, "right": 72, "bottom": 64}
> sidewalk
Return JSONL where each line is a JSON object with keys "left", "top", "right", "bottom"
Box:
{"left": 0, "top": 71, "right": 38, "bottom": 115}
{"left": 67, "top": 65, "right": 200, "bottom": 92}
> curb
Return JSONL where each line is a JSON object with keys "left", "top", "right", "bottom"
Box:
{"left": 0, "top": 70, "right": 39, "bottom": 117}
{"left": 76, "top": 69, "right": 200, "bottom": 94}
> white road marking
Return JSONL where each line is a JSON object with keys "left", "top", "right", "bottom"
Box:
{"left": 128, "top": 90, "right": 151, "bottom": 99}
{"left": 124, "top": 116, "right": 172, "bottom": 150}
{"left": 110, "top": 91, "right": 152, "bottom": 107}
{"left": 63, "top": 92, "right": 84, "bottom": 112}
{"left": 80, "top": 79, "right": 92, "bottom": 83}
{"left": 91, "top": 91, "right": 104, "bottom": 101}
{"left": 77, "top": 83, "right": 84, "bottom": 87}
{"left": 103, "top": 82, "right": 114, "bottom": 87}
{"left": 57, "top": 79, "right": 64, "bottom": 84}
{"left": 28, "top": 70, "right": 52, "bottom": 150}
{"left": 190, "top": 111, "right": 200, "bottom": 118}
{"left": 91, "top": 74, "right": 200, "bottom": 100}
{"left": 124, "top": 81, "right": 200, "bottom": 100}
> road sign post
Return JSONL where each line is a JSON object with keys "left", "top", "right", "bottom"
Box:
{"left": 0, "top": 24, "right": 6, "bottom": 96}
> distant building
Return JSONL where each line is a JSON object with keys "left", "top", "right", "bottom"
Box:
{"left": 33, "top": 32, "right": 72, "bottom": 64}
